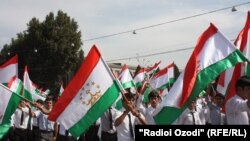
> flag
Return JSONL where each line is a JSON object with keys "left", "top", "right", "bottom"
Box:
{"left": 142, "top": 62, "right": 176, "bottom": 103}
{"left": 118, "top": 64, "right": 135, "bottom": 89}
{"left": 48, "top": 45, "right": 120, "bottom": 138}
{"left": 145, "top": 61, "right": 161, "bottom": 77}
{"left": 23, "top": 66, "right": 45, "bottom": 101}
{"left": 150, "top": 62, "right": 176, "bottom": 90}
{"left": 133, "top": 67, "right": 145, "bottom": 88}
{"left": 153, "top": 23, "right": 248, "bottom": 124}
{"left": 0, "top": 83, "right": 22, "bottom": 139}
{"left": 217, "top": 11, "right": 250, "bottom": 112}
{"left": 7, "top": 76, "right": 23, "bottom": 95}
{"left": 114, "top": 64, "right": 136, "bottom": 110}
{"left": 0, "top": 55, "right": 18, "bottom": 85}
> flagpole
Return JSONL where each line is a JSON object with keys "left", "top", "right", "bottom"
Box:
{"left": 101, "top": 58, "right": 129, "bottom": 103}
{"left": 0, "top": 83, "right": 34, "bottom": 104}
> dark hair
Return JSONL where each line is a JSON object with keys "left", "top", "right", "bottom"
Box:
{"left": 123, "top": 92, "right": 135, "bottom": 101}
{"left": 36, "top": 99, "right": 44, "bottom": 105}
{"left": 148, "top": 90, "right": 159, "bottom": 100}
{"left": 236, "top": 75, "right": 250, "bottom": 89}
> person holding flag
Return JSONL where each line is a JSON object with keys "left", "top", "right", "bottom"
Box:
{"left": 114, "top": 91, "right": 146, "bottom": 141}
{"left": 225, "top": 75, "right": 250, "bottom": 124}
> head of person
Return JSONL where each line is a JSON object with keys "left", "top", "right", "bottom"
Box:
{"left": 148, "top": 90, "right": 161, "bottom": 108}
{"left": 36, "top": 99, "right": 44, "bottom": 106}
{"left": 214, "top": 93, "right": 225, "bottom": 107}
{"left": 19, "top": 100, "right": 27, "bottom": 108}
{"left": 235, "top": 75, "right": 250, "bottom": 99}
{"left": 122, "top": 91, "right": 136, "bottom": 108}
{"left": 188, "top": 99, "right": 196, "bottom": 111}
{"left": 45, "top": 97, "right": 54, "bottom": 110}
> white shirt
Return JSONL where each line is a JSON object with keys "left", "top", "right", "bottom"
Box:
{"left": 59, "top": 123, "right": 72, "bottom": 136}
{"left": 13, "top": 107, "right": 29, "bottom": 129}
{"left": 226, "top": 95, "right": 250, "bottom": 125}
{"left": 35, "top": 110, "right": 54, "bottom": 131}
{"left": 114, "top": 110, "right": 139, "bottom": 141}
{"left": 145, "top": 105, "right": 157, "bottom": 125}
{"left": 178, "top": 108, "right": 202, "bottom": 125}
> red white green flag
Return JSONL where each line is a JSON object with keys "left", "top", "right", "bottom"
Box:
{"left": 48, "top": 45, "right": 120, "bottom": 138}
{"left": 133, "top": 67, "right": 145, "bottom": 88}
{"left": 0, "top": 84, "right": 22, "bottom": 139}
{"left": 7, "top": 76, "right": 23, "bottom": 95}
{"left": 153, "top": 23, "right": 248, "bottom": 124}
{"left": 0, "top": 55, "right": 18, "bottom": 85}
{"left": 217, "top": 11, "right": 250, "bottom": 112}
{"left": 23, "top": 66, "right": 46, "bottom": 101}
{"left": 118, "top": 64, "right": 135, "bottom": 89}
{"left": 145, "top": 61, "right": 161, "bottom": 77}
{"left": 150, "top": 62, "right": 176, "bottom": 90}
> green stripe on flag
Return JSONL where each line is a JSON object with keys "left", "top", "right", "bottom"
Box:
{"left": 154, "top": 50, "right": 247, "bottom": 124}
{"left": 2, "top": 92, "right": 21, "bottom": 124}
{"left": 0, "top": 123, "right": 11, "bottom": 140}
{"left": 122, "top": 81, "right": 135, "bottom": 89}
{"left": 69, "top": 82, "right": 120, "bottom": 138}
{"left": 156, "top": 78, "right": 175, "bottom": 91}
{"left": 143, "top": 87, "right": 152, "bottom": 103}
{"left": 135, "top": 82, "right": 142, "bottom": 89}
{"left": 23, "top": 89, "right": 33, "bottom": 102}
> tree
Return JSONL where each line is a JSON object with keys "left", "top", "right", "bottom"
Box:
{"left": 0, "top": 10, "right": 84, "bottom": 96}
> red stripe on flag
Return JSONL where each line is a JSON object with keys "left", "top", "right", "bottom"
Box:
{"left": 238, "top": 11, "right": 250, "bottom": 52}
{"left": 48, "top": 45, "right": 101, "bottom": 121}
{"left": 179, "top": 23, "right": 218, "bottom": 107}
{"left": 118, "top": 64, "right": 128, "bottom": 78}
{"left": 7, "top": 76, "right": 17, "bottom": 88}
{"left": 222, "top": 12, "right": 250, "bottom": 112}
{"left": 134, "top": 68, "right": 145, "bottom": 76}
{"left": 153, "top": 62, "right": 175, "bottom": 78}
{"left": 0, "top": 55, "right": 18, "bottom": 69}
{"left": 222, "top": 64, "right": 242, "bottom": 113}
{"left": 217, "top": 71, "right": 226, "bottom": 87}
{"left": 146, "top": 61, "right": 161, "bottom": 73}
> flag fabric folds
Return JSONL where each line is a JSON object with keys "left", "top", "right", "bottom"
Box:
{"left": 133, "top": 67, "right": 145, "bottom": 89}
{"left": 153, "top": 23, "right": 248, "bottom": 125}
{"left": 0, "top": 84, "right": 22, "bottom": 139}
{"left": 48, "top": 45, "right": 120, "bottom": 138}
{"left": 7, "top": 76, "right": 23, "bottom": 95}
{"left": 150, "top": 62, "right": 176, "bottom": 90}
{"left": 118, "top": 64, "right": 135, "bottom": 89}
{"left": 23, "top": 66, "right": 45, "bottom": 101}
{"left": 0, "top": 55, "right": 18, "bottom": 85}
{"left": 217, "top": 11, "right": 250, "bottom": 112}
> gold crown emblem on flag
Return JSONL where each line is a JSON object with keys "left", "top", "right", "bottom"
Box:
{"left": 79, "top": 82, "right": 101, "bottom": 106}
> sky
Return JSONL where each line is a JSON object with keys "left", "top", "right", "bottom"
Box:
{"left": 0, "top": 0, "right": 250, "bottom": 70}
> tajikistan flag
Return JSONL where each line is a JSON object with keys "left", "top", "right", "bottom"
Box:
{"left": 48, "top": 45, "right": 121, "bottom": 138}
{"left": 133, "top": 67, "right": 145, "bottom": 88}
{"left": 153, "top": 23, "right": 248, "bottom": 124}
{"left": 145, "top": 61, "right": 161, "bottom": 77}
{"left": 118, "top": 64, "right": 135, "bottom": 89}
{"left": 150, "top": 62, "right": 176, "bottom": 90}
{"left": 217, "top": 11, "right": 250, "bottom": 112}
{"left": 0, "top": 55, "right": 18, "bottom": 85}
{"left": 0, "top": 84, "right": 22, "bottom": 139}
{"left": 7, "top": 76, "right": 23, "bottom": 95}
{"left": 23, "top": 66, "right": 46, "bottom": 101}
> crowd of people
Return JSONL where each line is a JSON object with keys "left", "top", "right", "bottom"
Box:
{"left": 1, "top": 75, "right": 250, "bottom": 141}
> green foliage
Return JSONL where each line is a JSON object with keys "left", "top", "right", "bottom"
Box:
{"left": 0, "top": 10, "right": 84, "bottom": 96}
